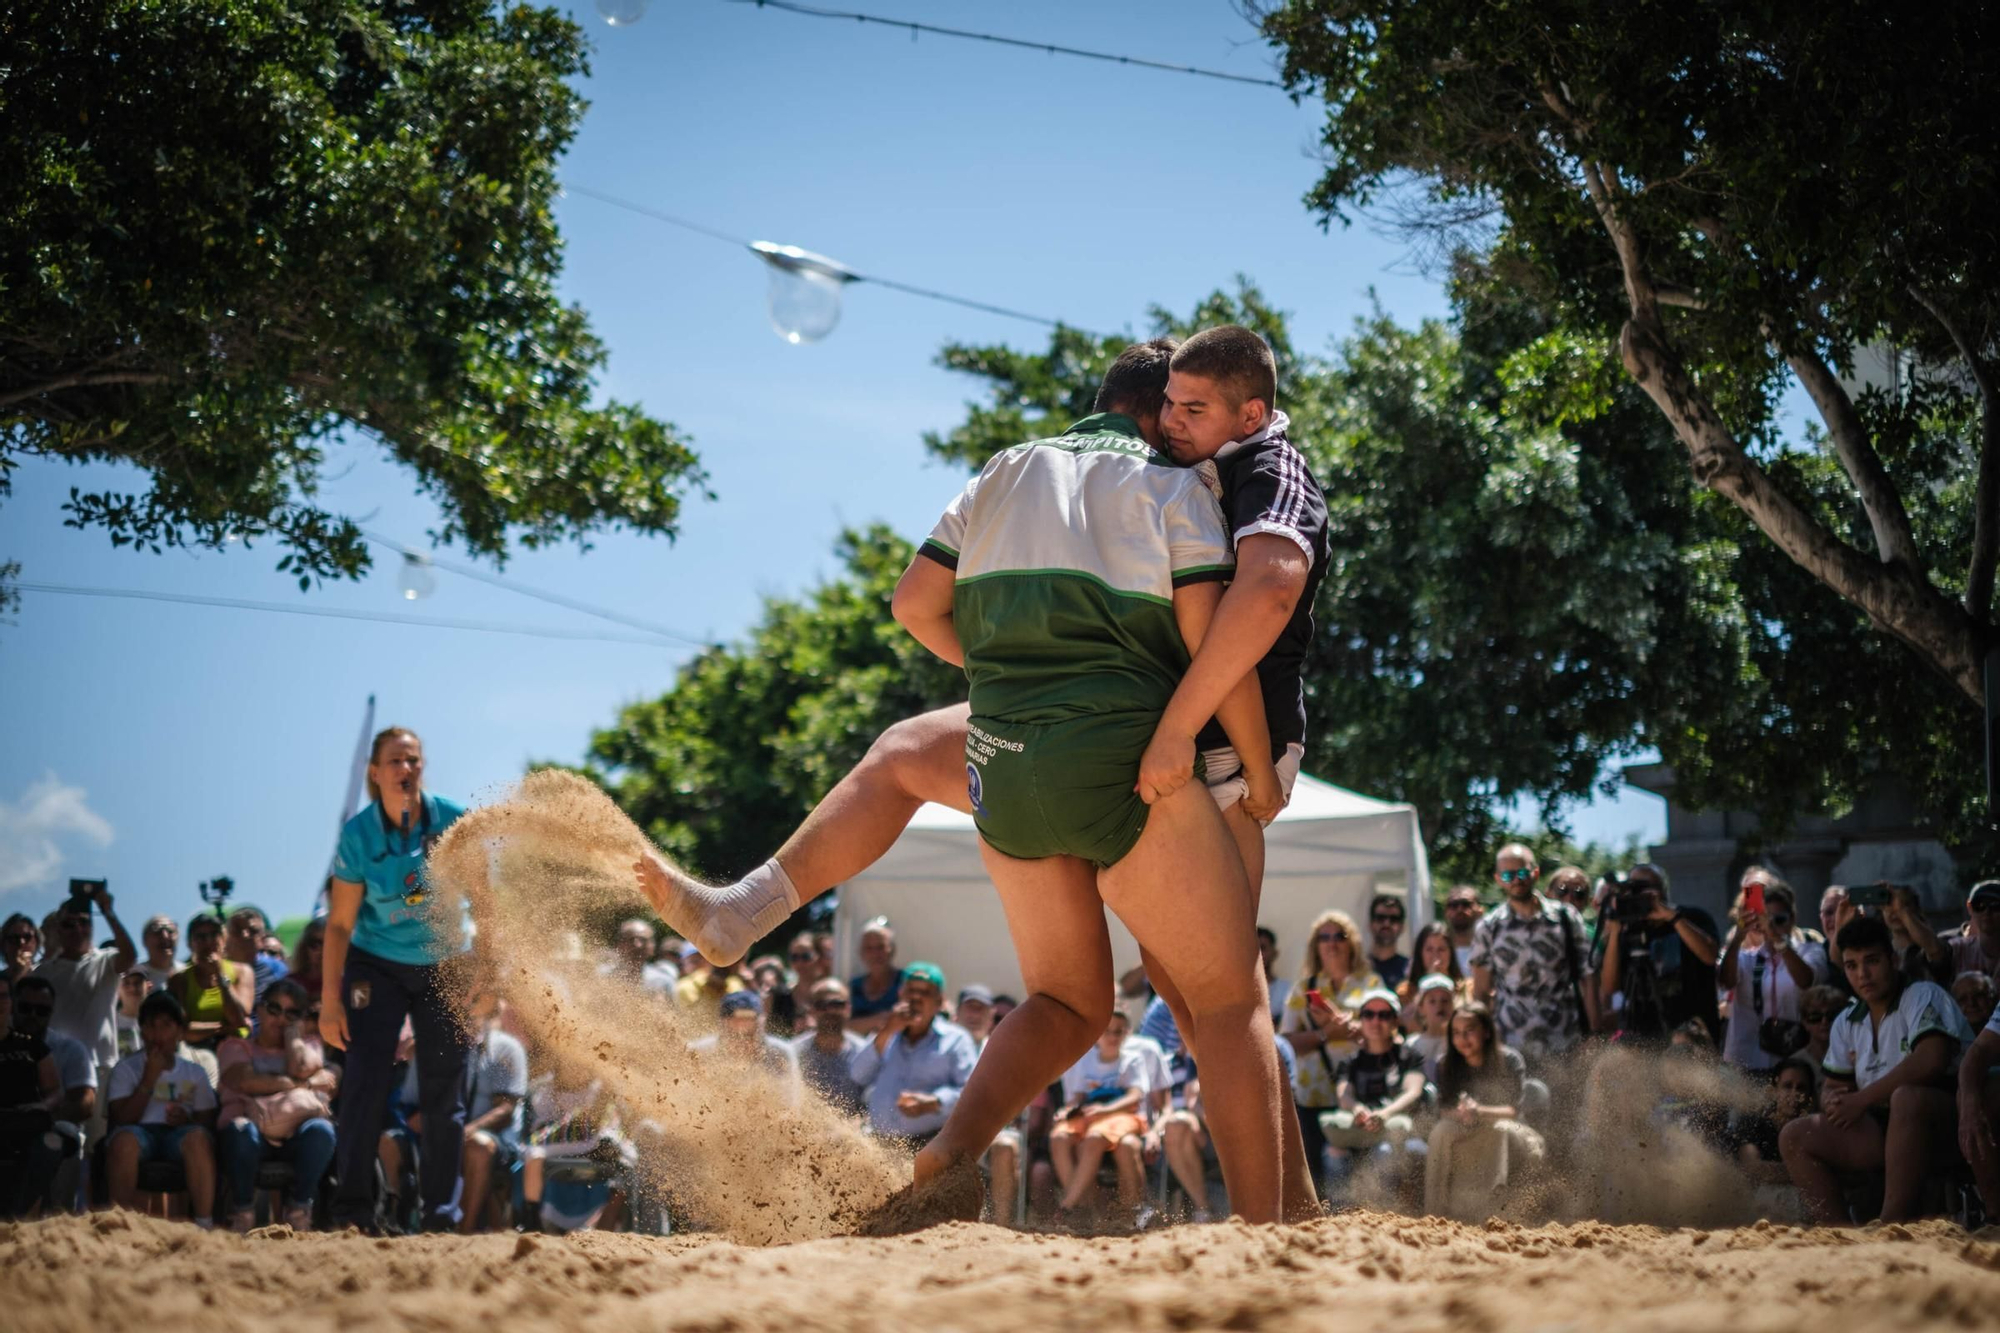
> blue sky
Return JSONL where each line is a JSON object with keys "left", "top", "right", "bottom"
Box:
{"left": 0, "top": 0, "right": 1663, "bottom": 935}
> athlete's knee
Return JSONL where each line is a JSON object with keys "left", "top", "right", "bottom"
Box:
{"left": 870, "top": 707, "right": 970, "bottom": 790}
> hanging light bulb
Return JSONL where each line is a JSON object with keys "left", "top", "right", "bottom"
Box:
{"left": 397, "top": 551, "right": 436, "bottom": 601}
{"left": 750, "top": 241, "right": 858, "bottom": 345}
{"left": 595, "top": 0, "right": 646, "bottom": 26}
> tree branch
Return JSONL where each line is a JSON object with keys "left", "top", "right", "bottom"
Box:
{"left": 1784, "top": 345, "right": 1924, "bottom": 571}
{"left": 1910, "top": 285, "right": 2000, "bottom": 619}
{"left": 0, "top": 370, "right": 168, "bottom": 411}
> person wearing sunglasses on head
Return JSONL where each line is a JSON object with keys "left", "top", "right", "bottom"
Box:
{"left": 1718, "top": 871, "right": 1828, "bottom": 1073}
{"left": 215, "top": 979, "right": 337, "bottom": 1232}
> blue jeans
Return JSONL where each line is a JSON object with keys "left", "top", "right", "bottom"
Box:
{"left": 220, "top": 1118, "right": 336, "bottom": 1210}
{"left": 107, "top": 1121, "right": 207, "bottom": 1163}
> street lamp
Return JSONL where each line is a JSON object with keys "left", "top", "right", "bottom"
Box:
{"left": 595, "top": 0, "right": 646, "bottom": 26}
{"left": 750, "top": 241, "right": 857, "bottom": 345}
{"left": 397, "top": 551, "right": 436, "bottom": 601}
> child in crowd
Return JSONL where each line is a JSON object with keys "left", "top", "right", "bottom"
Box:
{"left": 104, "top": 991, "right": 219, "bottom": 1225}
{"left": 1406, "top": 974, "right": 1457, "bottom": 1079}
{"left": 517, "top": 1062, "right": 635, "bottom": 1233}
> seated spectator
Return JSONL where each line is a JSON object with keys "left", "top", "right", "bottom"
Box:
{"left": 1424, "top": 1000, "right": 1544, "bottom": 1220}
{"left": 285, "top": 918, "right": 326, "bottom": 1001}
{"left": 1827, "top": 882, "right": 1936, "bottom": 986}
{"left": 1957, "top": 972, "right": 1999, "bottom": 1033}
{"left": 518, "top": 1064, "right": 635, "bottom": 1234}
{"left": 167, "top": 914, "right": 252, "bottom": 1051}
{"left": 604, "top": 919, "right": 678, "bottom": 999}
{"left": 1259, "top": 926, "right": 1290, "bottom": 1022}
{"left": 459, "top": 990, "right": 529, "bottom": 1233}
{"left": 990, "top": 994, "right": 1018, "bottom": 1026}
{"left": 846, "top": 961, "right": 974, "bottom": 1144}
{"left": 791, "top": 979, "right": 869, "bottom": 1117}
{"left": 105, "top": 991, "right": 219, "bottom": 1226}
{"left": 1719, "top": 877, "right": 1827, "bottom": 1072}
{"left": 954, "top": 985, "right": 997, "bottom": 1052}
{"left": 786, "top": 935, "right": 827, "bottom": 994}
{"left": 1796, "top": 984, "right": 1844, "bottom": 1097}
{"left": 1956, "top": 988, "right": 2000, "bottom": 1217}
{"left": 115, "top": 969, "right": 152, "bottom": 1060}
{"left": 1406, "top": 974, "right": 1457, "bottom": 1078}
{"left": 1655, "top": 1020, "right": 1731, "bottom": 1150}
{"left": 1397, "top": 924, "right": 1465, "bottom": 1017}
{"left": 673, "top": 954, "right": 748, "bottom": 1027}
{"left": 1278, "top": 909, "right": 1378, "bottom": 1192}
{"left": 9, "top": 976, "right": 95, "bottom": 1211}
{"left": 137, "top": 916, "right": 179, "bottom": 990}
{"left": 747, "top": 955, "right": 799, "bottom": 1037}
{"left": 1048, "top": 1011, "right": 1151, "bottom": 1222}
{"left": 1907, "top": 879, "right": 2000, "bottom": 983}
{"left": 1365, "top": 893, "right": 1411, "bottom": 992}
{"left": 1, "top": 915, "right": 41, "bottom": 990}
{"left": 1730, "top": 1056, "right": 1817, "bottom": 1192}
{"left": 689, "top": 991, "right": 802, "bottom": 1099}
{"left": 0, "top": 974, "right": 63, "bottom": 1217}
{"left": 223, "top": 905, "right": 286, "bottom": 1004}
{"left": 1321, "top": 989, "right": 1427, "bottom": 1196}
{"left": 1597, "top": 864, "right": 1721, "bottom": 1044}
{"left": 1780, "top": 915, "right": 1975, "bottom": 1223}
{"left": 847, "top": 917, "right": 905, "bottom": 1037}
{"left": 216, "top": 979, "right": 337, "bottom": 1231}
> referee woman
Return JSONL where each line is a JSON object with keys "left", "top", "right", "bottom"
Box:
{"left": 321, "top": 726, "right": 473, "bottom": 1232}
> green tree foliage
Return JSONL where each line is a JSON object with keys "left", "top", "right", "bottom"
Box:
{"left": 584, "top": 525, "right": 963, "bottom": 880}
{"left": 1251, "top": 0, "right": 1999, "bottom": 707}
{"left": 1, "top": 0, "right": 704, "bottom": 586}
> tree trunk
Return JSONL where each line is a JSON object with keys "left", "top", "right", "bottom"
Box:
{"left": 1618, "top": 314, "right": 1988, "bottom": 707}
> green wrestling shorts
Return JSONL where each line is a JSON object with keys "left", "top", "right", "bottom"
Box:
{"left": 964, "top": 712, "right": 1203, "bottom": 868}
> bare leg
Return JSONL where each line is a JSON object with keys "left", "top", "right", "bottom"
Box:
{"left": 1163, "top": 1112, "right": 1211, "bottom": 1213}
{"left": 1882, "top": 1085, "right": 1953, "bottom": 1221}
{"left": 987, "top": 1134, "right": 1021, "bottom": 1226}
{"left": 521, "top": 1151, "right": 545, "bottom": 1204}
{"left": 1049, "top": 1126, "right": 1080, "bottom": 1193}
{"left": 1779, "top": 1112, "right": 1885, "bottom": 1224}
{"left": 1060, "top": 1136, "right": 1110, "bottom": 1210}
{"left": 180, "top": 1130, "right": 216, "bottom": 1222}
{"left": 1974, "top": 1078, "right": 2000, "bottom": 1214}
{"left": 1100, "top": 782, "right": 1283, "bottom": 1224}
{"left": 458, "top": 1131, "right": 495, "bottom": 1234}
{"left": 1113, "top": 1135, "right": 1146, "bottom": 1209}
{"left": 107, "top": 1133, "right": 141, "bottom": 1212}
{"left": 914, "top": 844, "right": 1113, "bottom": 1185}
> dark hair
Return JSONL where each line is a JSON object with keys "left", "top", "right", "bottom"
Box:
{"left": 1093, "top": 337, "right": 1177, "bottom": 419}
{"left": 1771, "top": 1056, "right": 1818, "bottom": 1089}
{"left": 187, "top": 913, "right": 223, "bottom": 935}
{"left": 263, "top": 978, "right": 308, "bottom": 1011}
{"left": 1439, "top": 1000, "right": 1498, "bottom": 1090}
{"left": 13, "top": 975, "right": 54, "bottom": 1002}
{"left": 1256, "top": 925, "right": 1277, "bottom": 946}
{"left": 1168, "top": 325, "right": 1277, "bottom": 414}
{"left": 1837, "top": 914, "right": 1895, "bottom": 958}
{"left": 1, "top": 912, "right": 37, "bottom": 945}
{"left": 365, "top": 726, "right": 422, "bottom": 805}
{"left": 138, "top": 990, "right": 187, "bottom": 1028}
{"left": 1408, "top": 922, "right": 1464, "bottom": 984}
{"left": 227, "top": 906, "right": 267, "bottom": 931}
{"left": 1369, "top": 893, "right": 1406, "bottom": 920}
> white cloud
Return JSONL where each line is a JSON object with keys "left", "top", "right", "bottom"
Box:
{"left": 0, "top": 773, "right": 115, "bottom": 896}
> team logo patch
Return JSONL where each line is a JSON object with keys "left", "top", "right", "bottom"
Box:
{"left": 403, "top": 868, "right": 427, "bottom": 907}
{"left": 966, "top": 762, "right": 986, "bottom": 817}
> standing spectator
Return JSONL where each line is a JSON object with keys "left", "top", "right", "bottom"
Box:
{"left": 1047, "top": 1010, "right": 1152, "bottom": 1221}
{"left": 1955, "top": 972, "right": 1999, "bottom": 1033}
{"left": 1922, "top": 880, "right": 2000, "bottom": 982}
{"left": 321, "top": 724, "right": 475, "bottom": 1234}
{"left": 1442, "top": 886, "right": 1484, "bottom": 974}
{"left": 136, "top": 916, "right": 179, "bottom": 990}
{"left": 1597, "top": 864, "right": 1721, "bottom": 1043}
{"left": 0, "top": 974, "right": 63, "bottom": 1217}
{"left": 224, "top": 906, "right": 286, "bottom": 1004}
{"left": 216, "top": 979, "right": 337, "bottom": 1231}
{"left": 1320, "top": 990, "right": 1427, "bottom": 1194}
{"left": 32, "top": 884, "right": 135, "bottom": 1111}
{"left": 1365, "top": 894, "right": 1411, "bottom": 991}
{"left": 168, "top": 914, "right": 253, "bottom": 1050}
{"left": 105, "top": 991, "right": 219, "bottom": 1226}
{"left": 1258, "top": 927, "right": 1290, "bottom": 1021}
{"left": 458, "top": 990, "right": 528, "bottom": 1233}
{"left": 2, "top": 915, "right": 41, "bottom": 989}
{"left": 603, "top": 919, "right": 678, "bottom": 998}
{"left": 847, "top": 917, "right": 905, "bottom": 1037}
{"left": 1544, "top": 865, "right": 1593, "bottom": 916}
{"left": 1471, "top": 844, "right": 1597, "bottom": 1061}
{"left": 1424, "top": 1000, "right": 1544, "bottom": 1220}
{"left": 9, "top": 975, "right": 94, "bottom": 1211}
{"left": 688, "top": 990, "right": 802, "bottom": 1093}
{"left": 792, "top": 979, "right": 869, "bottom": 1117}
{"left": 287, "top": 918, "right": 327, "bottom": 1001}
{"left": 1780, "top": 915, "right": 1974, "bottom": 1223}
{"left": 1278, "top": 909, "right": 1377, "bottom": 1193}
{"left": 847, "top": 962, "right": 975, "bottom": 1144}
{"left": 1397, "top": 924, "right": 1464, "bottom": 1014}
{"left": 953, "top": 985, "right": 997, "bottom": 1052}
{"left": 1718, "top": 877, "right": 1828, "bottom": 1071}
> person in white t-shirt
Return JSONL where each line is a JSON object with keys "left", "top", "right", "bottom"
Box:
{"left": 1779, "top": 915, "right": 1973, "bottom": 1224}
{"left": 136, "top": 917, "right": 179, "bottom": 991}
{"left": 32, "top": 887, "right": 136, "bottom": 1083}
{"left": 1048, "top": 1011, "right": 1152, "bottom": 1220}
{"left": 105, "top": 991, "right": 219, "bottom": 1226}
{"left": 1718, "top": 877, "right": 1829, "bottom": 1071}
{"left": 1954, "top": 981, "right": 2000, "bottom": 1217}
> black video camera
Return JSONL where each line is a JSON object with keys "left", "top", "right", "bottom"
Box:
{"left": 65, "top": 878, "right": 105, "bottom": 916}
{"left": 1600, "top": 872, "right": 1661, "bottom": 924}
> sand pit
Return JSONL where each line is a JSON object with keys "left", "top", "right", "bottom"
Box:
{"left": 13, "top": 1209, "right": 2000, "bottom": 1333}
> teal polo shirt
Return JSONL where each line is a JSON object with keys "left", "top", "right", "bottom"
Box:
{"left": 331, "top": 795, "right": 471, "bottom": 965}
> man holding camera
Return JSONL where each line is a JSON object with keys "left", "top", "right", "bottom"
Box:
{"left": 31, "top": 882, "right": 134, "bottom": 1141}
{"left": 1596, "top": 864, "right": 1720, "bottom": 1043}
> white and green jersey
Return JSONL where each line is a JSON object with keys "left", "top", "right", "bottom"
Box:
{"left": 918, "top": 413, "right": 1233, "bottom": 725}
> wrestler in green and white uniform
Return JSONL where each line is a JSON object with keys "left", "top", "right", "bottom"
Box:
{"left": 916, "top": 411, "right": 1234, "bottom": 866}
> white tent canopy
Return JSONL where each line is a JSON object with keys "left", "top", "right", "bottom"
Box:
{"left": 832, "top": 774, "right": 1432, "bottom": 1001}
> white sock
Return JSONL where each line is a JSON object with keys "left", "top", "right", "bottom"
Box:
{"left": 654, "top": 856, "right": 800, "bottom": 966}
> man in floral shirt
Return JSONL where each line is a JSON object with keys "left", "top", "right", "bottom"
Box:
{"left": 1470, "top": 845, "right": 1598, "bottom": 1060}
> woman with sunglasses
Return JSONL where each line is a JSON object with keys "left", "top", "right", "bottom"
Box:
{"left": 1796, "top": 984, "right": 1844, "bottom": 1096}
{"left": 215, "top": 978, "right": 338, "bottom": 1231}
{"left": 1320, "top": 988, "right": 1427, "bottom": 1199}
{"left": 167, "top": 913, "right": 253, "bottom": 1051}
{"left": 1277, "top": 908, "right": 1381, "bottom": 1194}
{"left": 1718, "top": 873, "right": 1827, "bottom": 1072}
{"left": 0, "top": 915, "right": 40, "bottom": 991}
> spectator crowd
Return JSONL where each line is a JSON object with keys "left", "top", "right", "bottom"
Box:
{"left": 6, "top": 846, "right": 2000, "bottom": 1235}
